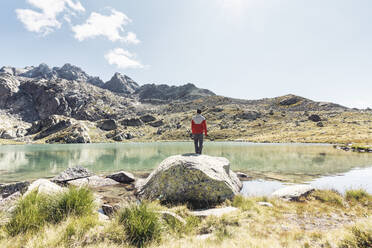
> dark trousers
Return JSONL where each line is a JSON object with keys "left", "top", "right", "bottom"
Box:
{"left": 193, "top": 133, "right": 204, "bottom": 154}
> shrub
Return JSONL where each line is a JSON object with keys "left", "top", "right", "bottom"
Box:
{"left": 118, "top": 203, "right": 162, "bottom": 247}
{"left": 339, "top": 226, "right": 372, "bottom": 248}
{"left": 232, "top": 195, "right": 256, "bottom": 211}
{"left": 5, "top": 191, "right": 49, "bottom": 236}
{"left": 47, "top": 186, "right": 95, "bottom": 223}
{"left": 345, "top": 189, "right": 370, "bottom": 202}
{"left": 312, "top": 190, "right": 344, "bottom": 207}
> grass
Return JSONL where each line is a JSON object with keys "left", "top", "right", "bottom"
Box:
{"left": 5, "top": 187, "right": 95, "bottom": 236}
{"left": 117, "top": 203, "right": 162, "bottom": 247}
{"left": 0, "top": 189, "right": 371, "bottom": 248}
{"left": 345, "top": 189, "right": 370, "bottom": 202}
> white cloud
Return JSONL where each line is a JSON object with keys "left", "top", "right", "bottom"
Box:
{"left": 105, "top": 48, "right": 143, "bottom": 69}
{"left": 72, "top": 9, "right": 140, "bottom": 44}
{"left": 16, "top": 0, "right": 85, "bottom": 35}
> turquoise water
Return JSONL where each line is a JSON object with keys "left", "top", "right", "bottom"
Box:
{"left": 0, "top": 143, "right": 371, "bottom": 191}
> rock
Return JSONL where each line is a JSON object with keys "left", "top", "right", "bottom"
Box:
{"left": 317, "top": 122, "right": 324, "bottom": 127}
{"left": 107, "top": 171, "right": 135, "bottom": 183}
{"left": 236, "top": 111, "right": 261, "bottom": 121}
{"left": 34, "top": 116, "right": 73, "bottom": 140}
{"left": 0, "top": 74, "right": 20, "bottom": 107}
{"left": 0, "top": 129, "right": 17, "bottom": 139}
{"left": 121, "top": 118, "right": 143, "bottom": 127}
{"left": 279, "top": 96, "right": 301, "bottom": 106}
{"left": 68, "top": 176, "right": 119, "bottom": 187}
{"left": 102, "top": 204, "right": 115, "bottom": 216}
{"left": 97, "top": 119, "right": 117, "bottom": 131}
{"left": 98, "top": 212, "right": 110, "bottom": 222}
{"left": 25, "top": 179, "right": 65, "bottom": 196}
{"left": 137, "top": 154, "right": 242, "bottom": 208}
{"left": 271, "top": 185, "right": 315, "bottom": 201}
{"left": 46, "top": 123, "right": 91, "bottom": 144}
{"left": 149, "top": 120, "right": 164, "bottom": 127}
{"left": 113, "top": 134, "right": 124, "bottom": 141}
{"left": 103, "top": 73, "right": 139, "bottom": 94}
{"left": 190, "top": 207, "right": 238, "bottom": 217}
{"left": 236, "top": 172, "right": 251, "bottom": 180}
{"left": 308, "top": 114, "right": 321, "bottom": 122}
{"left": 140, "top": 115, "right": 156, "bottom": 123}
{"left": 52, "top": 166, "right": 94, "bottom": 183}
{"left": 0, "top": 181, "right": 30, "bottom": 198}
{"left": 0, "top": 192, "right": 21, "bottom": 212}
{"left": 157, "top": 210, "right": 186, "bottom": 225}
{"left": 257, "top": 202, "right": 273, "bottom": 207}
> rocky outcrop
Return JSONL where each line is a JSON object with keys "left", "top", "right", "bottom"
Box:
{"left": 0, "top": 74, "right": 20, "bottom": 108}
{"left": 52, "top": 166, "right": 94, "bottom": 183}
{"left": 33, "top": 115, "right": 73, "bottom": 139}
{"left": 271, "top": 185, "right": 315, "bottom": 201}
{"left": 107, "top": 171, "right": 135, "bottom": 183}
{"left": 136, "top": 83, "right": 215, "bottom": 102}
{"left": 97, "top": 119, "right": 117, "bottom": 131}
{"left": 148, "top": 120, "right": 164, "bottom": 127}
{"left": 103, "top": 73, "right": 139, "bottom": 94}
{"left": 68, "top": 176, "right": 119, "bottom": 187}
{"left": 137, "top": 154, "right": 242, "bottom": 208}
{"left": 140, "top": 115, "right": 156, "bottom": 123}
{"left": 0, "top": 181, "right": 29, "bottom": 198}
{"left": 121, "top": 118, "right": 143, "bottom": 127}
{"left": 46, "top": 123, "right": 91, "bottom": 143}
{"left": 235, "top": 111, "right": 261, "bottom": 121}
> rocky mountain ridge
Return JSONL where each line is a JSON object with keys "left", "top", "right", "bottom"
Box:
{"left": 0, "top": 63, "right": 370, "bottom": 145}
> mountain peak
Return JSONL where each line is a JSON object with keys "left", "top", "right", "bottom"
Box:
{"left": 103, "top": 73, "right": 139, "bottom": 94}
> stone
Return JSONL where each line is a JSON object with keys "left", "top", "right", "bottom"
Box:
{"left": 236, "top": 172, "right": 251, "bottom": 180}
{"left": 137, "top": 154, "right": 242, "bottom": 208}
{"left": 257, "top": 202, "right": 274, "bottom": 207}
{"left": 308, "top": 114, "right": 321, "bottom": 122}
{"left": 0, "top": 129, "right": 17, "bottom": 139}
{"left": 190, "top": 207, "right": 238, "bottom": 217}
{"left": 121, "top": 118, "right": 143, "bottom": 127}
{"left": 107, "top": 171, "right": 135, "bottom": 183}
{"left": 0, "top": 181, "right": 30, "bottom": 198}
{"left": 98, "top": 212, "right": 110, "bottom": 222}
{"left": 317, "top": 122, "right": 324, "bottom": 127}
{"left": 46, "top": 123, "right": 91, "bottom": 144}
{"left": 68, "top": 176, "right": 119, "bottom": 187}
{"left": 0, "top": 192, "right": 21, "bottom": 212}
{"left": 25, "top": 179, "right": 65, "bottom": 196}
{"left": 279, "top": 96, "right": 301, "bottom": 106}
{"left": 98, "top": 119, "right": 117, "bottom": 131}
{"left": 236, "top": 111, "right": 261, "bottom": 121}
{"left": 140, "top": 115, "right": 156, "bottom": 123}
{"left": 102, "top": 204, "right": 115, "bottom": 216}
{"left": 52, "top": 166, "right": 94, "bottom": 183}
{"left": 149, "top": 120, "right": 164, "bottom": 127}
{"left": 157, "top": 210, "right": 186, "bottom": 225}
{"left": 271, "top": 185, "right": 315, "bottom": 201}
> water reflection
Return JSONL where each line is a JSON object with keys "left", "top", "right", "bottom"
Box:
{"left": 0, "top": 142, "right": 371, "bottom": 183}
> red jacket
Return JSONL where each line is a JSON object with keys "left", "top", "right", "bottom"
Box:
{"left": 191, "top": 114, "right": 207, "bottom": 136}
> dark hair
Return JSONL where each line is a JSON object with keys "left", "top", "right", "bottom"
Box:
{"left": 197, "top": 109, "right": 202, "bottom": 114}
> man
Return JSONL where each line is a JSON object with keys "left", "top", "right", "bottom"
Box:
{"left": 191, "top": 109, "right": 207, "bottom": 154}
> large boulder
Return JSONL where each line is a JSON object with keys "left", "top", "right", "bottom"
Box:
{"left": 137, "top": 154, "right": 242, "bottom": 208}
{"left": 271, "top": 185, "right": 315, "bottom": 201}
{"left": 97, "top": 119, "right": 117, "bottom": 131}
{"left": 121, "top": 118, "right": 143, "bottom": 127}
{"left": 107, "top": 171, "right": 135, "bottom": 183}
{"left": 68, "top": 176, "right": 119, "bottom": 188}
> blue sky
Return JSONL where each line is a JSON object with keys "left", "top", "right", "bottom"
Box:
{"left": 1, "top": 0, "right": 372, "bottom": 108}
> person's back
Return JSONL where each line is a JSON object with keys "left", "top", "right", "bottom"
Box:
{"left": 191, "top": 109, "right": 207, "bottom": 154}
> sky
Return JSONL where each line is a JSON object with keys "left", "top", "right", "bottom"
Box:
{"left": 0, "top": 0, "right": 372, "bottom": 108}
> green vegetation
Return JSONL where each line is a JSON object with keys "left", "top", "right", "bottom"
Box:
{"left": 5, "top": 187, "right": 95, "bottom": 236}
{"left": 0, "top": 189, "right": 371, "bottom": 248}
{"left": 117, "top": 203, "right": 162, "bottom": 247}
{"left": 339, "top": 225, "right": 372, "bottom": 248}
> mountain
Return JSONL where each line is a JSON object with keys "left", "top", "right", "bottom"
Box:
{"left": 103, "top": 73, "right": 139, "bottom": 94}
{"left": 1, "top": 63, "right": 369, "bottom": 145}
